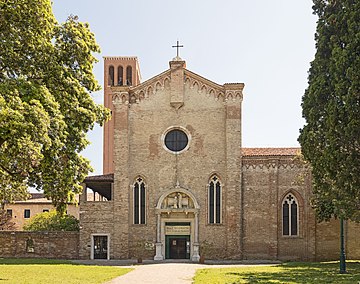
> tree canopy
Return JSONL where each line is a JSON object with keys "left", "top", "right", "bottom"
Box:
{"left": 0, "top": 210, "right": 15, "bottom": 230}
{"left": 299, "top": 0, "right": 360, "bottom": 222}
{"left": 0, "top": 0, "right": 110, "bottom": 214}
{"left": 23, "top": 210, "right": 79, "bottom": 231}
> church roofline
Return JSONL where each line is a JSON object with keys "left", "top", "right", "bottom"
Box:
{"left": 110, "top": 58, "right": 244, "bottom": 104}
{"left": 184, "top": 69, "right": 225, "bottom": 90}
{"left": 128, "top": 67, "right": 243, "bottom": 93}
{"left": 242, "top": 147, "right": 301, "bottom": 157}
{"left": 84, "top": 173, "right": 114, "bottom": 182}
{"left": 103, "top": 56, "right": 138, "bottom": 60}
{"left": 130, "top": 69, "right": 171, "bottom": 92}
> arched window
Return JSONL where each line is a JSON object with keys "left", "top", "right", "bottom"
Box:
{"left": 108, "top": 66, "right": 114, "bottom": 86}
{"left": 134, "top": 177, "right": 146, "bottom": 224}
{"left": 208, "top": 175, "right": 221, "bottom": 224}
{"left": 282, "top": 193, "right": 298, "bottom": 236}
{"left": 126, "top": 66, "right": 132, "bottom": 86}
{"left": 117, "top": 66, "right": 123, "bottom": 86}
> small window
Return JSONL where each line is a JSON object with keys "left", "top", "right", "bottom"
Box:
{"left": 24, "top": 209, "right": 31, "bottom": 219}
{"left": 108, "top": 66, "right": 114, "bottom": 86}
{"left": 126, "top": 66, "right": 132, "bottom": 86}
{"left": 6, "top": 209, "right": 12, "bottom": 217}
{"left": 282, "top": 193, "right": 298, "bottom": 236}
{"left": 164, "top": 129, "right": 189, "bottom": 153}
{"left": 209, "top": 175, "right": 221, "bottom": 224}
{"left": 117, "top": 66, "right": 123, "bottom": 86}
{"left": 43, "top": 209, "right": 49, "bottom": 213}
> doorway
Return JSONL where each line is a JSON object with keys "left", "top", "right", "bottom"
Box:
{"left": 93, "top": 235, "right": 108, "bottom": 259}
{"left": 166, "top": 235, "right": 190, "bottom": 259}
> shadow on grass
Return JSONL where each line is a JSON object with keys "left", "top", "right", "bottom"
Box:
{"left": 0, "top": 258, "right": 74, "bottom": 265}
{"left": 225, "top": 261, "right": 360, "bottom": 284}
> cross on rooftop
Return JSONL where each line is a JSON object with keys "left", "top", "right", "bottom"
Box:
{"left": 172, "top": 40, "right": 184, "bottom": 58}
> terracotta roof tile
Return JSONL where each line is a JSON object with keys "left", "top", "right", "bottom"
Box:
{"left": 84, "top": 173, "right": 114, "bottom": 182}
{"left": 30, "top": 193, "right": 45, "bottom": 199}
{"left": 242, "top": 148, "right": 301, "bottom": 157}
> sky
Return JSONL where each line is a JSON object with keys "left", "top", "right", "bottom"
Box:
{"left": 52, "top": 0, "right": 318, "bottom": 176}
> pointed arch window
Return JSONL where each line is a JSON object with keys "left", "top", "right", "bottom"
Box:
{"left": 134, "top": 177, "right": 146, "bottom": 224}
{"left": 108, "top": 66, "right": 114, "bottom": 86}
{"left": 117, "top": 66, "right": 123, "bottom": 86}
{"left": 208, "top": 175, "right": 221, "bottom": 224}
{"left": 126, "top": 66, "right": 132, "bottom": 86}
{"left": 282, "top": 193, "right": 298, "bottom": 236}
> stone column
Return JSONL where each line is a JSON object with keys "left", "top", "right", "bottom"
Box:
{"left": 154, "top": 213, "right": 164, "bottom": 260}
{"left": 192, "top": 211, "right": 200, "bottom": 261}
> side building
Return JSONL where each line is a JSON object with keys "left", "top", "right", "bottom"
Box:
{"left": 4, "top": 193, "right": 79, "bottom": 230}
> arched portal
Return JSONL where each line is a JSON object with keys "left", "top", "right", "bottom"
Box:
{"left": 154, "top": 187, "right": 200, "bottom": 261}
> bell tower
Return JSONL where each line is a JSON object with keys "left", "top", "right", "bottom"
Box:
{"left": 103, "top": 56, "right": 141, "bottom": 174}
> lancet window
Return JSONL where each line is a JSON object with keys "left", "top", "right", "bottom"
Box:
{"left": 208, "top": 175, "right": 221, "bottom": 224}
{"left": 108, "top": 66, "right": 114, "bottom": 86}
{"left": 126, "top": 66, "right": 132, "bottom": 86}
{"left": 117, "top": 66, "right": 123, "bottom": 86}
{"left": 282, "top": 193, "right": 298, "bottom": 236}
{"left": 134, "top": 177, "right": 146, "bottom": 224}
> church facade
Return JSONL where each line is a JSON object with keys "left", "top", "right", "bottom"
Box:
{"left": 79, "top": 56, "right": 360, "bottom": 261}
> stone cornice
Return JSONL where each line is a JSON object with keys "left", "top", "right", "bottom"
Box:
{"left": 109, "top": 67, "right": 244, "bottom": 104}
{"left": 242, "top": 156, "right": 306, "bottom": 170}
{"left": 103, "top": 56, "right": 138, "bottom": 60}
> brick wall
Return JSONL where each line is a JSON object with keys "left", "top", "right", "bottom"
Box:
{"left": 315, "top": 219, "right": 360, "bottom": 261}
{"left": 0, "top": 231, "right": 79, "bottom": 259}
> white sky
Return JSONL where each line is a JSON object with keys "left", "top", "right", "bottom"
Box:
{"left": 52, "top": 0, "right": 318, "bottom": 175}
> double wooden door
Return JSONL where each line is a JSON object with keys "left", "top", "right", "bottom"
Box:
{"left": 169, "top": 237, "right": 188, "bottom": 259}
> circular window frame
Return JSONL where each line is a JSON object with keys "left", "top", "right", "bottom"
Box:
{"left": 161, "top": 126, "right": 191, "bottom": 154}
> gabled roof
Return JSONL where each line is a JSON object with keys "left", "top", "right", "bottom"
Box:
{"left": 111, "top": 59, "right": 244, "bottom": 104}
{"left": 242, "top": 148, "right": 301, "bottom": 157}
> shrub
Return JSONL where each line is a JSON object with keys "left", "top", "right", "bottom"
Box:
{"left": 23, "top": 210, "right": 79, "bottom": 231}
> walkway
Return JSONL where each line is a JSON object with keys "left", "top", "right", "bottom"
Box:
{"left": 105, "top": 263, "right": 201, "bottom": 284}
{"left": 97, "top": 260, "right": 280, "bottom": 284}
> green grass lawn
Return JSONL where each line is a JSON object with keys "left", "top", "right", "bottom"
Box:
{"left": 0, "top": 258, "right": 133, "bottom": 284}
{"left": 193, "top": 261, "right": 360, "bottom": 284}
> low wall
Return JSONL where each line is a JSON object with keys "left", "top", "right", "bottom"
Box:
{"left": 0, "top": 231, "right": 79, "bottom": 259}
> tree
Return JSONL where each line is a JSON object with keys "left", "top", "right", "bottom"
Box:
{"left": 23, "top": 210, "right": 79, "bottom": 231}
{"left": 0, "top": 0, "right": 110, "bottom": 214}
{"left": 0, "top": 209, "right": 16, "bottom": 230}
{"left": 299, "top": 0, "right": 360, "bottom": 223}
